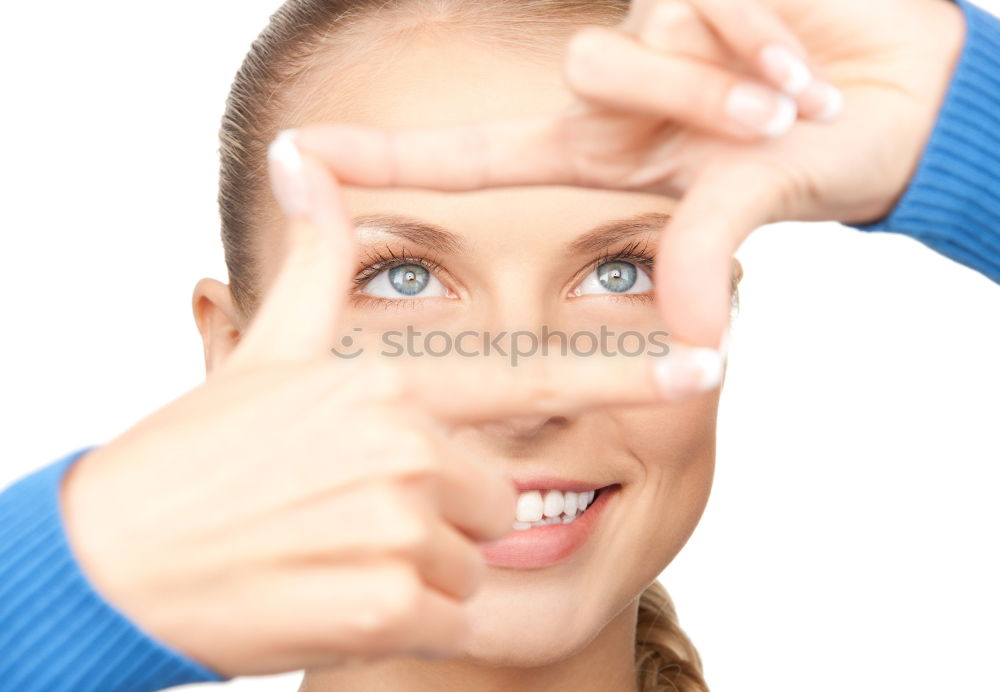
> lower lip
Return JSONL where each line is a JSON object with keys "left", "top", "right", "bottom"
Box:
{"left": 479, "top": 485, "right": 618, "bottom": 569}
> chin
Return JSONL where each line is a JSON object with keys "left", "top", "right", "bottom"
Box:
{"left": 460, "top": 616, "right": 590, "bottom": 668}
{"left": 456, "top": 565, "right": 616, "bottom": 667}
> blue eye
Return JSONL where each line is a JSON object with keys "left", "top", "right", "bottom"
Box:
{"left": 390, "top": 265, "right": 429, "bottom": 295}
{"left": 599, "top": 261, "right": 637, "bottom": 292}
{"left": 574, "top": 260, "right": 653, "bottom": 296}
{"left": 360, "top": 263, "right": 450, "bottom": 299}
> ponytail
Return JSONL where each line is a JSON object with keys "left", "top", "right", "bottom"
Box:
{"left": 635, "top": 581, "right": 709, "bottom": 692}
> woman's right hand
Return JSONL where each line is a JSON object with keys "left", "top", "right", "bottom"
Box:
{"left": 59, "top": 137, "right": 682, "bottom": 677}
{"left": 288, "top": 0, "right": 967, "bottom": 349}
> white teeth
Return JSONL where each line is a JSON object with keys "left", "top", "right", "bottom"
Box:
{"left": 542, "top": 489, "right": 564, "bottom": 517}
{"left": 516, "top": 490, "right": 544, "bottom": 523}
{"left": 563, "top": 492, "right": 578, "bottom": 517}
{"left": 512, "top": 488, "right": 601, "bottom": 530}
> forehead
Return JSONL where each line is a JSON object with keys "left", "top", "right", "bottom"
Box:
{"left": 286, "top": 31, "right": 673, "bottom": 254}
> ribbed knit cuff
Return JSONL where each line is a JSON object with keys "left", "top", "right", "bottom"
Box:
{"left": 0, "top": 449, "right": 225, "bottom": 692}
{"left": 851, "top": 0, "right": 1000, "bottom": 283}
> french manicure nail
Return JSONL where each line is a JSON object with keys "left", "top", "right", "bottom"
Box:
{"left": 815, "top": 82, "right": 844, "bottom": 121}
{"left": 654, "top": 347, "right": 725, "bottom": 400}
{"left": 267, "top": 129, "right": 312, "bottom": 218}
{"left": 725, "top": 83, "right": 798, "bottom": 138}
{"left": 796, "top": 79, "right": 845, "bottom": 122}
{"left": 760, "top": 43, "right": 813, "bottom": 96}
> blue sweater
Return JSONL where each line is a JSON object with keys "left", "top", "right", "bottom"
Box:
{"left": 2, "top": 2, "right": 999, "bottom": 690}
{"left": 854, "top": 0, "right": 1000, "bottom": 281}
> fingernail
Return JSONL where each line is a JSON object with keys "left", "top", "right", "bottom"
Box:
{"left": 807, "top": 81, "right": 844, "bottom": 121}
{"left": 759, "top": 43, "right": 812, "bottom": 96}
{"left": 267, "top": 129, "right": 311, "bottom": 218}
{"left": 725, "top": 84, "right": 797, "bottom": 138}
{"left": 654, "top": 347, "right": 725, "bottom": 400}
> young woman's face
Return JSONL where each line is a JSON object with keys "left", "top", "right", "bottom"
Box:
{"left": 248, "top": 32, "right": 721, "bottom": 667}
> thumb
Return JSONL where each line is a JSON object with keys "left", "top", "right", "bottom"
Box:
{"left": 656, "top": 161, "right": 780, "bottom": 348}
{"left": 231, "top": 130, "right": 358, "bottom": 365}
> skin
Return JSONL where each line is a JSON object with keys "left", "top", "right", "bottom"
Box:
{"left": 294, "top": 0, "right": 965, "bottom": 347}
{"left": 196, "top": 29, "right": 726, "bottom": 692}
{"left": 52, "top": 0, "right": 966, "bottom": 686}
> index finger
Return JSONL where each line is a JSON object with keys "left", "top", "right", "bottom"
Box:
{"left": 294, "top": 118, "right": 581, "bottom": 192}
{"left": 357, "top": 341, "right": 727, "bottom": 424}
{"left": 656, "top": 161, "right": 776, "bottom": 347}
{"left": 231, "top": 133, "right": 358, "bottom": 366}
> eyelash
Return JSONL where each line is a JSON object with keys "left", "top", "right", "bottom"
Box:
{"left": 353, "top": 246, "right": 446, "bottom": 285}
{"left": 588, "top": 239, "right": 655, "bottom": 275}
{"left": 578, "top": 239, "right": 657, "bottom": 304}
{"left": 350, "top": 240, "right": 657, "bottom": 302}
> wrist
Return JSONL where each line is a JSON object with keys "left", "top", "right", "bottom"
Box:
{"left": 1, "top": 449, "right": 223, "bottom": 689}
{"left": 860, "top": 0, "right": 967, "bottom": 225}
{"left": 847, "top": 0, "right": 1000, "bottom": 282}
{"left": 60, "top": 444, "right": 159, "bottom": 643}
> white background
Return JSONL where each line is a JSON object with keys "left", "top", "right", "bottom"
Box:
{"left": 2, "top": 2, "right": 998, "bottom": 691}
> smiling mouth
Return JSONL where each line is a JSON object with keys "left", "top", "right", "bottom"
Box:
{"left": 480, "top": 484, "right": 621, "bottom": 569}
{"left": 511, "top": 484, "right": 617, "bottom": 530}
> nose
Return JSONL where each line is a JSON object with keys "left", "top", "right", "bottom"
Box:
{"left": 475, "top": 414, "right": 568, "bottom": 441}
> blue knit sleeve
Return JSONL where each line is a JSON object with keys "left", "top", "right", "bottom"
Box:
{"left": 0, "top": 449, "right": 225, "bottom": 692}
{"left": 850, "top": 0, "right": 1000, "bottom": 283}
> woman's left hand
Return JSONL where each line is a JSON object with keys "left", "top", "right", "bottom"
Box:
{"left": 290, "top": 0, "right": 967, "bottom": 348}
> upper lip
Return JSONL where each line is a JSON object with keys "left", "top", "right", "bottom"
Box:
{"left": 510, "top": 477, "right": 615, "bottom": 493}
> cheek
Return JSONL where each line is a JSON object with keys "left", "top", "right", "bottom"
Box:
{"left": 455, "top": 399, "right": 718, "bottom": 666}
{"left": 617, "top": 395, "right": 718, "bottom": 476}
{"left": 613, "top": 397, "right": 718, "bottom": 565}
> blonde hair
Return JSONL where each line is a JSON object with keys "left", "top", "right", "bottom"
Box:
{"left": 218, "top": 2, "right": 710, "bottom": 689}
{"left": 636, "top": 580, "right": 709, "bottom": 691}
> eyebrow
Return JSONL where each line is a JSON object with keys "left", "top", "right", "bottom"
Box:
{"left": 567, "top": 212, "right": 671, "bottom": 253}
{"left": 353, "top": 214, "right": 465, "bottom": 253}
{"left": 351, "top": 211, "right": 671, "bottom": 254}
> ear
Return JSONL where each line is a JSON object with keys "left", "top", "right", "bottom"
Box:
{"left": 731, "top": 257, "right": 744, "bottom": 287}
{"left": 192, "top": 278, "right": 245, "bottom": 375}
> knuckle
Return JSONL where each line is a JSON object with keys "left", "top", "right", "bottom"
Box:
{"left": 564, "top": 26, "right": 615, "bottom": 94}
{"left": 363, "top": 360, "right": 409, "bottom": 402}
{"left": 566, "top": 25, "right": 608, "bottom": 62}
{"left": 384, "top": 514, "right": 434, "bottom": 560}
{"left": 377, "top": 565, "right": 424, "bottom": 625}
{"left": 341, "top": 566, "right": 422, "bottom": 651}
{"left": 364, "top": 483, "right": 434, "bottom": 555}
